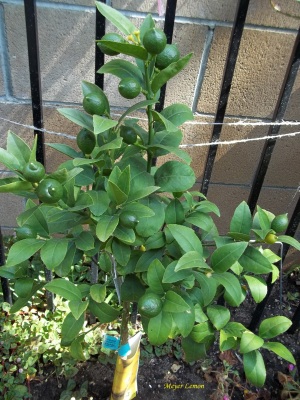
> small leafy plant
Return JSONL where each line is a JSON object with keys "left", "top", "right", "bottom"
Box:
{"left": 0, "top": 2, "right": 299, "bottom": 393}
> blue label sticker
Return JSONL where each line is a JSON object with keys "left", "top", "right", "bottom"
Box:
{"left": 118, "top": 342, "right": 131, "bottom": 357}
{"left": 102, "top": 335, "right": 120, "bottom": 350}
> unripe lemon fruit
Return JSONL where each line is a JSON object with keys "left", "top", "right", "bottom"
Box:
{"left": 77, "top": 129, "right": 96, "bottom": 155}
{"left": 138, "top": 292, "right": 163, "bottom": 318}
{"left": 97, "top": 32, "right": 125, "bottom": 56}
{"left": 118, "top": 78, "right": 141, "bottom": 99}
{"left": 155, "top": 43, "right": 180, "bottom": 70}
{"left": 143, "top": 28, "right": 167, "bottom": 54}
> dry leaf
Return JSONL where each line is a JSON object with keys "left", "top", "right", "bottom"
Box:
{"left": 219, "top": 350, "right": 238, "bottom": 366}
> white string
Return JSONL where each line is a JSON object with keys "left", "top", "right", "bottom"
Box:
{"left": 1, "top": 115, "right": 300, "bottom": 147}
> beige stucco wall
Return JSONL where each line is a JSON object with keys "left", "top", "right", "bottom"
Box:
{"left": 0, "top": 0, "right": 299, "bottom": 254}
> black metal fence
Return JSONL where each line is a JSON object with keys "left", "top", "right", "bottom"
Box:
{"left": 0, "top": 0, "right": 299, "bottom": 333}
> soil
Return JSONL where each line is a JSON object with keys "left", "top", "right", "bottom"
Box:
{"left": 29, "top": 273, "right": 300, "bottom": 400}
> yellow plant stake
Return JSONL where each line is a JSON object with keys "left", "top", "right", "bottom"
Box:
{"left": 111, "top": 332, "right": 143, "bottom": 400}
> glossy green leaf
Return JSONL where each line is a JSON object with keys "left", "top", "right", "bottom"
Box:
{"left": 163, "top": 260, "right": 193, "bottom": 283}
{"left": 121, "top": 202, "right": 155, "bottom": 218}
{"left": 207, "top": 305, "right": 230, "bottom": 330}
{"left": 95, "top": 1, "right": 137, "bottom": 35}
{"left": 258, "top": 316, "right": 292, "bottom": 339}
{"left": 14, "top": 278, "right": 34, "bottom": 298}
{"left": 230, "top": 201, "right": 252, "bottom": 236}
{"left": 97, "top": 137, "right": 123, "bottom": 152}
{"left": 211, "top": 242, "right": 248, "bottom": 273}
{"left": 151, "top": 53, "right": 193, "bottom": 93}
{"left": 45, "top": 278, "right": 82, "bottom": 301}
{"left": 160, "top": 103, "right": 194, "bottom": 127}
{"left": 0, "top": 147, "right": 21, "bottom": 170}
{"left": 90, "top": 284, "right": 106, "bottom": 303}
{"left": 118, "top": 100, "right": 157, "bottom": 126}
{"left": 61, "top": 312, "right": 85, "bottom": 346}
{"left": 145, "top": 231, "right": 165, "bottom": 250}
{"left": 240, "top": 331, "right": 264, "bottom": 354}
{"left": 147, "top": 259, "right": 166, "bottom": 294}
{"left": 58, "top": 108, "right": 93, "bottom": 131}
{"left": 190, "top": 322, "right": 214, "bottom": 343}
{"left": 175, "top": 251, "right": 209, "bottom": 272}
{"left": 7, "top": 131, "right": 31, "bottom": 166}
{"left": 244, "top": 275, "right": 267, "bottom": 303}
{"left": 185, "top": 212, "right": 215, "bottom": 232}
{"left": 135, "top": 196, "right": 165, "bottom": 237}
{"left": 98, "top": 40, "right": 147, "bottom": 60}
{"left": 182, "top": 336, "right": 207, "bottom": 362}
{"left": 172, "top": 304, "right": 195, "bottom": 338}
{"left": 256, "top": 206, "right": 272, "bottom": 230}
{"left": 96, "top": 215, "right": 119, "bottom": 242}
{"left": 168, "top": 224, "right": 203, "bottom": 255}
{"left": 88, "top": 190, "right": 110, "bottom": 216}
{"left": 113, "top": 225, "right": 136, "bottom": 244}
{"left": 88, "top": 299, "right": 120, "bottom": 323}
{"left": 239, "top": 246, "right": 273, "bottom": 274}
{"left": 98, "top": 60, "right": 143, "bottom": 84}
{"left": 120, "top": 274, "right": 145, "bottom": 301}
{"left": 195, "top": 200, "right": 220, "bottom": 217}
{"left": 243, "top": 350, "right": 266, "bottom": 387}
{"left": 70, "top": 336, "right": 86, "bottom": 361}
{"left": 194, "top": 273, "right": 217, "bottom": 307}
{"left": 262, "top": 342, "right": 296, "bottom": 364}
{"left": 93, "top": 115, "right": 117, "bottom": 135}
{"left": 154, "top": 161, "right": 195, "bottom": 192}
{"left": 40, "top": 238, "right": 69, "bottom": 269}
{"left": 165, "top": 198, "right": 185, "bottom": 224}
{"left": 213, "top": 272, "right": 244, "bottom": 307}
{"left": 163, "top": 290, "right": 190, "bottom": 313}
{"left": 150, "top": 144, "right": 192, "bottom": 164}
{"left": 54, "top": 243, "right": 77, "bottom": 277}
{"left": 148, "top": 311, "right": 172, "bottom": 345}
{"left": 69, "top": 299, "right": 89, "bottom": 320}
{"left": 46, "top": 143, "right": 80, "bottom": 159}
{"left": 5, "top": 239, "right": 45, "bottom": 267}
{"left": 139, "top": 14, "right": 155, "bottom": 41}
{"left": 220, "top": 330, "right": 238, "bottom": 351}
{"left": 277, "top": 235, "right": 300, "bottom": 251}
{"left": 151, "top": 110, "right": 179, "bottom": 132}
{"left": 135, "top": 248, "right": 164, "bottom": 272}
{"left": 222, "top": 322, "right": 246, "bottom": 338}
{"left": 0, "top": 180, "right": 34, "bottom": 193}
{"left": 112, "top": 239, "right": 131, "bottom": 266}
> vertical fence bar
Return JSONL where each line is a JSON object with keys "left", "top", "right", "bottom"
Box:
{"left": 95, "top": 0, "right": 106, "bottom": 89}
{"left": 248, "top": 28, "right": 300, "bottom": 214}
{"left": 155, "top": 0, "right": 178, "bottom": 113}
{"left": 24, "top": 0, "right": 54, "bottom": 311}
{"left": 0, "top": 227, "right": 12, "bottom": 304}
{"left": 24, "top": 0, "right": 45, "bottom": 165}
{"left": 200, "top": 0, "right": 250, "bottom": 196}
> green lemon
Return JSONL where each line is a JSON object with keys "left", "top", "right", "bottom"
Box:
{"left": 15, "top": 225, "right": 37, "bottom": 240}
{"left": 36, "top": 179, "right": 63, "bottom": 204}
{"left": 76, "top": 129, "right": 96, "bottom": 155}
{"left": 264, "top": 233, "right": 278, "bottom": 244}
{"left": 83, "top": 91, "right": 109, "bottom": 116}
{"left": 119, "top": 211, "right": 139, "bottom": 228}
{"left": 142, "top": 28, "right": 167, "bottom": 54}
{"left": 155, "top": 44, "right": 180, "bottom": 70}
{"left": 97, "top": 32, "right": 125, "bottom": 56}
{"left": 118, "top": 78, "right": 141, "bottom": 99}
{"left": 138, "top": 292, "right": 163, "bottom": 318}
{"left": 120, "top": 125, "right": 138, "bottom": 144}
{"left": 271, "top": 213, "right": 289, "bottom": 233}
{"left": 22, "top": 161, "right": 45, "bottom": 183}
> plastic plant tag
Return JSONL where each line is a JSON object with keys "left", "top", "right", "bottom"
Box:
{"left": 110, "top": 331, "right": 143, "bottom": 400}
{"left": 118, "top": 342, "right": 131, "bottom": 357}
{"left": 103, "top": 334, "right": 120, "bottom": 350}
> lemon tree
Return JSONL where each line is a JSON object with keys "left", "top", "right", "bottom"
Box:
{"left": 0, "top": 3, "right": 299, "bottom": 392}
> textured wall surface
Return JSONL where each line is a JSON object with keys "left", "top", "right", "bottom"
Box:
{"left": 0, "top": 0, "right": 299, "bottom": 250}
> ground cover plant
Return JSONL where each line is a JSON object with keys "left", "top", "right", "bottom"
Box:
{"left": 0, "top": 2, "right": 299, "bottom": 399}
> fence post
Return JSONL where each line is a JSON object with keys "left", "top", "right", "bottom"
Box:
{"left": 24, "top": 0, "right": 54, "bottom": 311}
{"left": 0, "top": 227, "right": 12, "bottom": 304}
